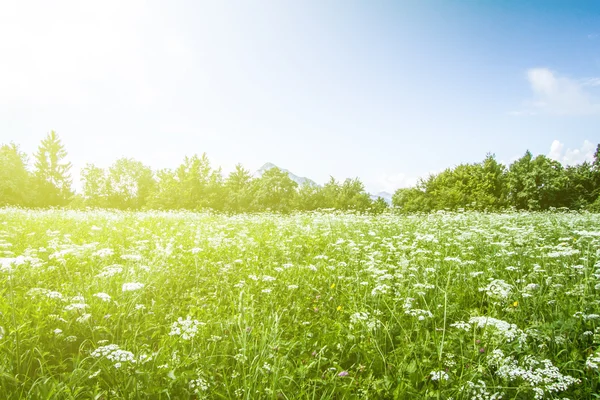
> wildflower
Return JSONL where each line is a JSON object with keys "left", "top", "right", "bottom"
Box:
{"left": 91, "top": 344, "right": 136, "bottom": 367}
{"left": 450, "top": 321, "right": 471, "bottom": 331}
{"left": 95, "top": 265, "right": 123, "bottom": 278}
{"left": 190, "top": 376, "right": 210, "bottom": 392}
{"left": 479, "top": 279, "right": 513, "bottom": 300}
{"left": 337, "top": 305, "right": 342, "bottom": 311}
{"left": 586, "top": 350, "right": 600, "bottom": 369}
{"left": 93, "top": 292, "right": 111, "bottom": 302}
{"left": 338, "top": 371, "right": 349, "bottom": 377}
{"left": 46, "top": 291, "right": 63, "bottom": 299}
{"left": 330, "top": 283, "right": 335, "bottom": 289}
{"left": 88, "top": 369, "right": 101, "bottom": 379}
{"left": 430, "top": 370, "right": 449, "bottom": 381}
{"left": 64, "top": 303, "right": 88, "bottom": 311}
{"left": 76, "top": 313, "right": 92, "bottom": 324}
{"left": 169, "top": 316, "right": 204, "bottom": 340}
{"left": 122, "top": 282, "right": 144, "bottom": 292}
{"left": 488, "top": 349, "right": 579, "bottom": 399}
{"left": 469, "top": 316, "right": 527, "bottom": 344}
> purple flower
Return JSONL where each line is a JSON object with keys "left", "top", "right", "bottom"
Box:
{"left": 338, "top": 371, "right": 349, "bottom": 377}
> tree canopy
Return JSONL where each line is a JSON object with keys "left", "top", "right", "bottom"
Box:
{"left": 2, "top": 133, "right": 600, "bottom": 213}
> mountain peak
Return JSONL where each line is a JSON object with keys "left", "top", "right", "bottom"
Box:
{"left": 255, "top": 163, "right": 318, "bottom": 187}
{"left": 259, "top": 162, "right": 277, "bottom": 170}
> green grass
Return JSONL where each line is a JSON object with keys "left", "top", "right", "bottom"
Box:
{"left": 0, "top": 208, "right": 599, "bottom": 399}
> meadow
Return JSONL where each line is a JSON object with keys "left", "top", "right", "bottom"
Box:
{"left": 0, "top": 208, "right": 599, "bottom": 399}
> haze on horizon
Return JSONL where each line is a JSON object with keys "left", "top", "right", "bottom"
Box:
{"left": 1, "top": 0, "right": 599, "bottom": 193}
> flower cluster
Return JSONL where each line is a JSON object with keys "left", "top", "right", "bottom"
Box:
{"left": 586, "top": 349, "right": 600, "bottom": 370}
{"left": 488, "top": 349, "right": 580, "bottom": 399}
{"left": 479, "top": 279, "right": 512, "bottom": 300}
{"left": 169, "top": 316, "right": 204, "bottom": 340}
{"left": 469, "top": 316, "right": 527, "bottom": 344}
{"left": 349, "top": 311, "right": 381, "bottom": 331}
{"left": 460, "top": 380, "right": 504, "bottom": 400}
{"left": 91, "top": 344, "right": 135, "bottom": 368}
{"left": 95, "top": 265, "right": 123, "bottom": 278}
{"left": 93, "top": 292, "right": 111, "bottom": 302}
{"left": 430, "top": 370, "right": 449, "bottom": 381}
{"left": 189, "top": 376, "right": 209, "bottom": 393}
{"left": 122, "top": 282, "right": 144, "bottom": 292}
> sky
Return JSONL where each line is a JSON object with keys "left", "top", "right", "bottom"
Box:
{"left": 1, "top": 0, "right": 599, "bottom": 194}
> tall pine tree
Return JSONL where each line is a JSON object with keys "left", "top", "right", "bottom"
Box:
{"left": 33, "top": 131, "right": 73, "bottom": 206}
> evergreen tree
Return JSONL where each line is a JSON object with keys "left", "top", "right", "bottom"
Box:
{"left": 33, "top": 131, "right": 73, "bottom": 206}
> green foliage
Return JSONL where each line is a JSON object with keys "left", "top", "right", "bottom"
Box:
{"left": 393, "top": 149, "right": 600, "bottom": 213}
{"left": 507, "top": 152, "right": 567, "bottom": 210}
{"left": 105, "top": 158, "right": 155, "bottom": 210}
{"left": 81, "top": 163, "right": 108, "bottom": 207}
{"left": 224, "top": 164, "right": 255, "bottom": 212}
{"left": 252, "top": 167, "right": 298, "bottom": 212}
{"left": 32, "top": 131, "right": 73, "bottom": 206}
{"left": 4, "top": 134, "right": 600, "bottom": 213}
{"left": 0, "top": 143, "right": 32, "bottom": 206}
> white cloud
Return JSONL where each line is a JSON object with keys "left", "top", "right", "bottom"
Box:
{"left": 581, "top": 77, "right": 600, "bottom": 87}
{"left": 547, "top": 139, "right": 596, "bottom": 165}
{"left": 515, "top": 68, "right": 600, "bottom": 116}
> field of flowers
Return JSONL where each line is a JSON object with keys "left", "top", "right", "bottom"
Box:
{"left": 1, "top": 208, "right": 599, "bottom": 399}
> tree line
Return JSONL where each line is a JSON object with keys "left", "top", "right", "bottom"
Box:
{"left": 0, "top": 131, "right": 384, "bottom": 213}
{"left": 1, "top": 131, "right": 599, "bottom": 213}
{"left": 392, "top": 149, "right": 600, "bottom": 212}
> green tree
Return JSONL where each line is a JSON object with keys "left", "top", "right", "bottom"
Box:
{"left": 252, "top": 167, "right": 298, "bottom": 212}
{"left": 295, "top": 182, "right": 324, "bottom": 211}
{"left": 338, "top": 178, "right": 371, "bottom": 211}
{"left": 392, "top": 183, "right": 431, "bottom": 212}
{"left": 105, "top": 158, "right": 155, "bottom": 209}
{"left": 147, "top": 168, "right": 180, "bottom": 209}
{"left": 370, "top": 197, "right": 389, "bottom": 214}
{"left": 80, "top": 163, "right": 108, "bottom": 207}
{"left": 562, "top": 162, "right": 596, "bottom": 209}
{"left": 33, "top": 131, "right": 73, "bottom": 206}
{"left": 321, "top": 177, "right": 342, "bottom": 209}
{"left": 175, "top": 154, "right": 213, "bottom": 209}
{"left": 507, "top": 152, "right": 566, "bottom": 210}
{"left": 0, "top": 143, "right": 32, "bottom": 206}
{"left": 224, "top": 164, "right": 255, "bottom": 212}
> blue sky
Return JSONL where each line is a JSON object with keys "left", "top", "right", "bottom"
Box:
{"left": 1, "top": 1, "right": 599, "bottom": 193}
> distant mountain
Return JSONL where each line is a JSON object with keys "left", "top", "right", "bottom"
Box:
{"left": 255, "top": 163, "right": 394, "bottom": 204}
{"left": 254, "top": 162, "right": 319, "bottom": 187}
{"left": 370, "top": 191, "right": 393, "bottom": 204}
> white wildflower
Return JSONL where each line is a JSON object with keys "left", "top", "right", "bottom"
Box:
{"left": 169, "top": 316, "right": 204, "bottom": 340}
{"left": 430, "top": 370, "right": 449, "bottom": 381}
{"left": 122, "top": 282, "right": 144, "bottom": 292}
{"left": 93, "top": 292, "right": 111, "bottom": 302}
